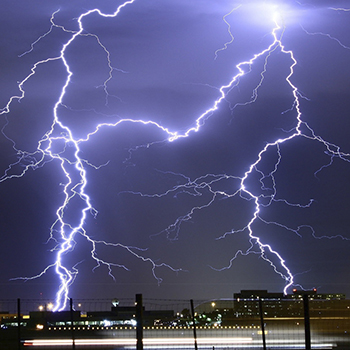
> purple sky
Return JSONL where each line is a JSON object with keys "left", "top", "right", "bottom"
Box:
{"left": 1, "top": 0, "right": 350, "bottom": 307}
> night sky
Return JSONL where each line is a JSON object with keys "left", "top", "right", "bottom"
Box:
{"left": 1, "top": 0, "right": 350, "bottom": 308}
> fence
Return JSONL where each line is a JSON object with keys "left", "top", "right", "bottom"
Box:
{"left": 1, "top": 294, "right": 350, "bottom": 349}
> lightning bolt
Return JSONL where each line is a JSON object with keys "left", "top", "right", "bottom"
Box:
{"left": 118, "top": 7, "right": 350, "bottom": 295}
{"left": 2, "top": 2, "right": 349, "bottom": 310}
{"left": 2, "top": 0, "right": 183, "bottom": 311}
{"left": 214, "top": 5, "right": 242, "bottom": 60}
{"left": 329, "top": 7, "right": 350, "bottom": 12}
{"left": 300, "top": 24, "right": 350, "bottom": 50}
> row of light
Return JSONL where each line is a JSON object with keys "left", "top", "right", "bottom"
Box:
{"left": 23, "top": 338, "right": 335, "bottom": 348}
{"left": 38, "top": 303, "right": 54, "bottom": 311}
{"left": 24, "top": 337, "right": 252, "bottom": 347}
{"left": 37, "top": 303, "right": 83, "bottom": 311}
{"left": 47, "top": 325, "right": 261, "bottom": 331}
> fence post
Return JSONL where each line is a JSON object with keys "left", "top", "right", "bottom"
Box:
{"left": 303, "top": 294, "right": 311, "bottom": 350}
{"left": 258, "top": 298, "right": 267, "bottom": 350}
{"left": 136, "top": 294, "right": 143, "bottom": 350}
{"left": 17, "top": 298, "right": 21, "bottom": 350}
{"left": 70, "top": 298, "right": 75, "bottom": 350}
{"left": 190, "top": 299, "right": 198, "bottom": 350}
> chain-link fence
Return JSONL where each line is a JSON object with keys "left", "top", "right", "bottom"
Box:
{"left": 1, "top": 295, "right": 349, "bottom": 349}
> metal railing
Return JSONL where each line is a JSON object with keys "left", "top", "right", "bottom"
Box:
{"left": 1, "top": 294, "right": 349, "bottom": 349}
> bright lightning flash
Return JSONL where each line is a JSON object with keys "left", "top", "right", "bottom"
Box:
{"left": 1, "top": 2, "right": 349, "bottom": 311}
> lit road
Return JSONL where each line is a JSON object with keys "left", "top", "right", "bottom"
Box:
{"left": 22, "top": 326, "right": 347, "bottom": 349}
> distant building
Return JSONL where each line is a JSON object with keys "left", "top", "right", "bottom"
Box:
{"left": 87, "top": 305, "right": 174, "bottom": 327}
{"left": 233, "top": 290, "right": 286, "bottom": 318}
{"left": 15, "top": 304, "right": 175, "bottom": 329}
{"left": 27, "top": 310, "right": 80, "bottom": 329}
{"left": 290, "top": 289, "right": 345, "bottom": 300}
{"left": 195, "top": 299, "right": 234, "bottom": 313}
{"left": 196, "top": 290, "right": 350, "bottom": 321}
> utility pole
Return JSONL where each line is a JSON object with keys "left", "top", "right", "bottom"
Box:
{"left": 17, "top": 298, "right": 21, "bottom": 350}
{"left": 303, "top": 294, "right": 311, "bottom": 350}
{"left": 258, "top": 298, "right": 267, "bottom": 350}
{"left": 70, "top": 298, "right": 75, "bottom": 350}
{"left": 190, "top": 299, "right": 198, "bottom": 350}
{"left": 136, "top": 294, "right": 143, "bottom": 350}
